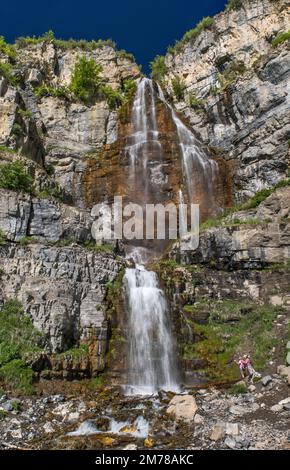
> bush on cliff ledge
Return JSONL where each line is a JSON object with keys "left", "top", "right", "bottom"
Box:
{"left": 0, "top": 160, "right": 34, "bottom": 193}
{"left": 272, "top": 30, "right": 290, "bottom": 47}
{"left": 0, "top": 300, "right": 43, "bottom": 394}
{"left": 150, "top": 55, "right": 167, "bottom": 82}
{"left": 69, "top": 56, "right": 103, "bottom": 103}
{"left": 226, "top": 0, "right": 243, "bottom": 11}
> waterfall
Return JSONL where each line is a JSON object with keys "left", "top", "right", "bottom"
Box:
{"left": 122, "top": 78, "right": 218, "bottom": 395}
{"left": 157, "top": 84, "right": 218, "bottom": 211}
{"left": 124, "top": 263, "right": 179, "bottom": 395}
{"left": 122, "top": 78, "right": 179, "bottom": 395}
{"left": 125, "top": 77, "right": 161, "bottom": 169}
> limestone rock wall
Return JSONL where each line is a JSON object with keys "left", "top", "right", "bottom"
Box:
{"left": 0, "top": 41, "right": 140, "bottom": 207}
{"left": 0, "top": 243, "right": 123, "bottom": 354}
{"left": 163, "top": 0, "right": 290, "bottom": 202}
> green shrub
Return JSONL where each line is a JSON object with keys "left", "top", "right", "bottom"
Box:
{"left": 272, "top": 30, "right": 290, "bottom": 47}
{"left": 11, "top": 123, "right": 24, "bottom": 137}
{"left": 69, "top": 56, "right": 103, "bottom": 103}
{"left": 56, "top": 344, "right": 89, "bottom": 359}
{"left": 0, "top": 409, "right": 7, "bottom": 420}
{"left": 0, "top": 145, "right": 15, "bottom": 155}
{"left": 34, "top": 84, "right": 70, "bottom": 100}
{"left": 187, "top": 92, "right": 205, "bottom": 110}
{"left": 15, "top": 31, "right": 116, "bottom": 51}
{"left": 37, "top": 186, "right": 62, "bottom": 200}
{"left": 83, "top": 241, "right": 114, "bottom": 253}
{"left": 0, "top": 360, "right": 34, "bottom": 395}
{"left": 101, "top": 85, "right": 123, "bottom": 110}
{"left": 19, "top": 236, "right": 37, "bottom": 246}
{"left": 242, "top": 179, "right": 290, "bottom": 210}
{"left": 15, "top": 30, "right": 55, "bottom": 48}
{"left": 172, "top": 76, "right": 186, "bottom": 101}
{"left": 18, "top": 109, "right": 33, "bottom": 119}
{"left": 56, "top": 38, "right": 115, "bottom": 51}
{"left": 12, "top": 400, "right": 21, "bottom": 411}
{"left": 0, "top": 230, "right": 6, "bottom": 246}
{"left": 122, "top": 79, "right": 137, "bottom": 101}
{"left": 150, "top": 55, "right": 167, "bottom": 82}
{"left": 89, "top": 375, "right": 105, "bottom": 390}
{"left": 0, "top": 36, "right": 17, "bottom": 60}
{"left": 229, "top": 383, "right": 248, "bottom": 395}
{"left": 0, "top": 62, "right": 18, "bottom": 86}
{"left": 226, "top": 0, "right": 243, "bottom": 11}
{"left": 214, "top": 60, "right": 246, "bottom": 94}
{"left": 0, "top": 160, "right": 34, "bottom": 193}
{"left": 117, "top": 50, "right": 135, "bottom": 62}
{"left": 0, "top": 299, "right": 43, "bottom": 394}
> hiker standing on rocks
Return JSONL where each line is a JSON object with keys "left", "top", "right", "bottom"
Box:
{"left": 236, "top": 355, "right": 249, "bottom": 379}
{"left": 245, "top": 354, "right": 261, "bottom": 383}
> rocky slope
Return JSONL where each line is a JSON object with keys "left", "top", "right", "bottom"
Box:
{"left": 162, "top": 0, "right": 290, "bottom": 201}
{"left": 1, "top": 368, "right": 290, "bottom": 450}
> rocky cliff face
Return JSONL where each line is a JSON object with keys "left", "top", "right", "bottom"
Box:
{"left": 0, "top": 0, "right": 289, "bottom": 387}
{"left": 0, "top": 40, "right": 140, "bottom": 206}
{"left": 0, "top": 39, "right": 133, "bottom": 375}
{"left": 162, "top": 0, "right": 290, "bottom": 202}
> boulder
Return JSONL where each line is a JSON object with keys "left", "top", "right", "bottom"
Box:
{"left": 229, "top": 405, "right": 247, "bottom": 416}
{"left": 261, "top": 376, "right": 272, "bottom": 387}
{"left": 224, "top": 437, "right": 236, "bottom": 449}
{"left": 210, "top": 425, "right": 225, "bottom": 441}
{"left": 166, "top": 395, "right": 198, "bottom": 422}
{"left": 226, "top": 422, "right": 240, "bottom": 436}
{"left": 270, "top": 404, "right": 283, "bottom": 412}
{"left": 278, "top": 397, "right": 290, "bottom": 406}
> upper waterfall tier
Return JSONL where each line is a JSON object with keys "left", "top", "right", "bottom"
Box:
{"left": 85, "top": 77, "right": 229, "bottom": 224}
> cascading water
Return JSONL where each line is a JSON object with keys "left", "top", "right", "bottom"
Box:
{"left": 124, "top": 263, "right": 178, "bottom": 395}
{"left": 157, "top": 84, "right": 219, "bottom": 216}
{"left": 123, "top": 78, "right": 179, "bottom": 395}
{"left": 123, "top": 77, "right": 218, "bottom": 395}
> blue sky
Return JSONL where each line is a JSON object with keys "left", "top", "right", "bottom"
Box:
{"left": 1, "top": 0, "right": 227, "bottom": 73}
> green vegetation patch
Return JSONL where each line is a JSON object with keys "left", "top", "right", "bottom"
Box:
{"left": 200, "top": 179, "right": 290, "bottom": 231}
{"left": 228, "top": 383, "right": 248, "bottom": 395}
{"left": 0, "top": 229, "right": 6, "bottom": 246}
{"left": 0, "top": 62, "right": 18, "bottom": 86}
{"left": 226, "top": 0, "right": 243, "bottom": 11}
{"left": 271, "top": 30, "right": 290, "bottom": 47}
{"left": 15, "top": 31, "right": 116, "bottom": 51}
{"left": 56, "top": 344, "right": 89, "bottom": 360}
{"left": 0, "top": 160, "right": 34, "bottom": 193}
{"left": 83, "top": 241, "right": 114, "bottom": 253}
{"left": 34, "top": 84, "right": 71, "bottom": 100}
{"left": 171, "top": 76, "right": 186, "bottom": 101}
{"left": 184, "top": 301, "right": 282, "bottom": 382}
{"left": 0, "top": 299, "right": 43, "bottom": 394}
{"left": 150, "top": 55, "right": 167, "bottom": 82}
{"left": 0, "top": 36, "right": 17, "bottom": 60}
{"left": 167, "top": 17, "right": 214, "bottom": 56}
{"left": 69, "top": 56, "right": 103, "bottom": 104}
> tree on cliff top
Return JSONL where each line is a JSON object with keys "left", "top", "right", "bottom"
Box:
{"left": 69, "top": 56, "right": 103, "bottom": 103}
